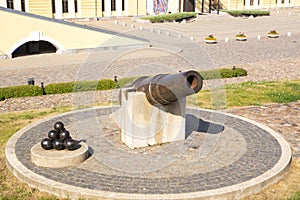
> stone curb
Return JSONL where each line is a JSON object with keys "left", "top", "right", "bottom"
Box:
{"left": 5, "top": 106, "right": 292, "bottom": 199}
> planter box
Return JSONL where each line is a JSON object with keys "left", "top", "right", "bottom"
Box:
{"left": 236, "top": 37, "right": 247, "bottom": 41}
{"left": 205, "top": 39, "right": 217, "bottom": 44}
{"left": 268, "top": 34, "right": 279, "bottom": 38}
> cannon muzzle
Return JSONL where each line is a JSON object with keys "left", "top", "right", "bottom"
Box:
{"left": 128, "top": 70, "right": 203, "bottom": 105}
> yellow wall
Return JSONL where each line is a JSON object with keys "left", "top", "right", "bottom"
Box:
{"left": 0, "top": 8, "right": 146, "bottom": 57}
{"left": 81, "top": 0, "right": 103, "bottom": 17}
{"left": 168, "top": 0, "right": 179, "bottom": 13}
{"left": 28, "top": 0, "right": 52, "bottom": 17}
{"left": 127, "top": 0, "right": 146, "bottom": 16}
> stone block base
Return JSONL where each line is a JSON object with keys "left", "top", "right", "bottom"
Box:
{"left": 111, "top": 89, "right": 186, "bottom": 149}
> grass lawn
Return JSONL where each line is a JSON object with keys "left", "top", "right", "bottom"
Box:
{"left": 187, "top": 80, "right": 300, "bottom": 109}
{"left": 1, "top": 80, "right": 300, "bottom": 199}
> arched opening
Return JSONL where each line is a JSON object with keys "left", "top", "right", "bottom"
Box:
{"left": 12, "top": 41, "right": 57, "bottom": 58}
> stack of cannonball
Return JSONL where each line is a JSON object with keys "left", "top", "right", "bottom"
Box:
{"left": 41, "top": 121, "right": 78, "bottom": 151}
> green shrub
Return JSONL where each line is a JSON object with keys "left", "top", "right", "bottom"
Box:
{"left": 44, "top": 82, "right": 74, "bottom": 94}
{"left": 44, "top": 79, "right": 116, "bottom": 95}
{"left": 200, "top": 68, "right": 247, "bottom": 80}
{"left": 0, "top": 68, "right": 247, "bottom": 101}
{"left": 141, "top": 12, "right": 196, "bottom": 23}
{"left": 96, "top": 79, "right": 117, "bottom": 90}
{"left": 0, "top": 85, "right": 43, "bottom": 100}
{"left": 117, "top": 77, "right": 139, "bottom": 88}
{"left": 224, "top": 10, "right": 270, "bottom": 17}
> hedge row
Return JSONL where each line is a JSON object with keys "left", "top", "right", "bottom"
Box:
{"left": 224, "top": 10, "right": 270, "bottom": 17}
{"left": 0, "top": 68, "right": 247, "bottom": 101}
{"left": 141, "top": 12, "right": 196, "bottom": 23}
{"left": 0, "top": 85, "right": 43, "bottom": 101}
{"left": 117, "top": 68, "right": 247, "bottom": 87}
{"left": 200, "top": 68, "right": 247, "bottom": 80}
{"left": 44, "top": 79, "right": 116, "bottom": 94}
{"left": 0, "top": 79, "right": 116, "bottom": 101}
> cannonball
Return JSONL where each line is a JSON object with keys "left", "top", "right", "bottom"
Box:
{"left": 54, "top": 121, "right": 64, "bottom": 132}
{"left": 48, "top": 130, "right": 59, "bottom": 140}
{"left": 52, "top": 139, "right": 65, "bottom": 150}
{"left": 59, "top": 130, "right": 70, "bottom": 141}
{"left": 64, "top": 138, "right": 78, "bottom": 150}
{"left": 41, "top": 138, "right": 53, "bottom": 150}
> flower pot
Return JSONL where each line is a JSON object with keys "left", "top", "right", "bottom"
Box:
{"left": 268, "top": 34, "right": 279, "bottom": 38}
{"left": 236, "top": 37, "right": 247, "bottom": 41}
{"left": 205, "top": 39, "right": 217, "bottom": 44}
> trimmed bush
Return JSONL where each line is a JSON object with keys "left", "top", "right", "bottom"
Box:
{"left": 96, "top": 79, "right": 117, "bottom": 90}
{"left": 0, "top": 69, "right": 247, "bottom": 101}
{"left": 117, "top": 77, "right": 139, "bottom": 88}
{"left": 44, "top": 79, "right": 116, "bottom": 95}
{"left": 200, "top": 68, "right": 247, "bottom": 80}
{"left": 224, "top": 10, "right": 270, "bottom": 17}
{"left": 0, "top": 85, "right": 43, "bottom": 101}
{"left": 141, "top": 12, "right": 196, "bottom": 23}
{"left": 44, "top": 82, "right": 75, "bottom": 94}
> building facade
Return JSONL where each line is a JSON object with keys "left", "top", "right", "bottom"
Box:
{"left": 0, "top": 0, "right": 147, "bottom": 18}
{"left": 0, "top": 0, "right": 299, "bottom": 19}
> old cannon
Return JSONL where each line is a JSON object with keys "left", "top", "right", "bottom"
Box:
{"left": 111, "top": 70, "right": 203, "bottom": 149}
{"left": 127, "top": 70, "right": 203, "bottom": 106}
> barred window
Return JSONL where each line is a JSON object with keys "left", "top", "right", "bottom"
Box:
{"left": 6, "top": 0, "right": 14, "bottom": 9}
{"left": 62, "top": 0, "right": 68, "bottom": 13}
{"left": 111, "top": 0, "right": 116, "bottom": 11}
{"left": 21, "top": 0, "right": 25, "bottom": 11}
{"left": 74, "top": 0, "right": 77, "bottom": 12}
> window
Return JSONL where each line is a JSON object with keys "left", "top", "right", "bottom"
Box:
{"left": 243, "top": 0, "right": 254, "bottom": 5}
{"left": 6, "top": 0, "right": 14, "bottom": 9}
{"left": 52, "top": 0, "right": 55, "bottom": 13}
{"left": 75, "top": 0, "right": 77, "bottom": 12}
{"left": 111, "top": 0, "right": 116, "bottom": 11}
{"left": 21, "top": 0, "right": 25, "bottom": 11}
{"left": 62, "top": 0, "right": 68, "bottom": 13}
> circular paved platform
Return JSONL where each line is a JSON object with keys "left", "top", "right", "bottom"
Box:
{"left": 6, "top": 106, "right": 291, "bottom": 199}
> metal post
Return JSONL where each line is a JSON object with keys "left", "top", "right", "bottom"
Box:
{"left": 202, "top": 0, "right": 204, "bottom": 13}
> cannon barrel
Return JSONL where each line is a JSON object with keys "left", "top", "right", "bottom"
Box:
{"left": 128, "top": 70, "right": 203, "bottom": 105}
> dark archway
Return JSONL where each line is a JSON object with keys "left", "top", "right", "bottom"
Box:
{"left": 12, "top": 41, "right": 57, "bottom": 58}
{"left": 183, "top": 0, "right": 195, "bottom": 12}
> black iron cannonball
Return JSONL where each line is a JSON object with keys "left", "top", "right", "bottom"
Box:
{"left": 54, "top": 121, "right": 64, "bottom": 132}
{"left": 52, "top": 139, "right": 65, "bottom": 150}
{"left": 48, "top": 130, "right": 59, "bottom": 140}
{"left": 64, "top": 138, "right": 78, "bottom": 150}
{"left": 41, "top": 138, "right": 53, "bottom": 150}
{"left": 59, "top": 130, "right": 70, "bottom": 141}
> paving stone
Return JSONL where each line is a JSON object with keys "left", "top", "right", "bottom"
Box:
{"left": 12, "top": 107, "right": 285, "bottom": 195}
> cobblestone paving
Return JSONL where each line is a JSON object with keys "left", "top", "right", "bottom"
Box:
{"left": 228, "top": 101, "right": 300, "bottom": 157}
{"left": 14, "top": 107, "right": 282, "bottom": 194}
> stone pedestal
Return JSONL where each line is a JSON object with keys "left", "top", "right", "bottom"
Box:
{"left": 111, "top": 88, "right": 186, "bottom": 149}
{"left": 31, "top": 142, "right": 89, "bottom": 168}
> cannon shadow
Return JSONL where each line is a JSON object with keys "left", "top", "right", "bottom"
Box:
{"left": 185, "top": 114, "right": 225, "bottom": 138}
